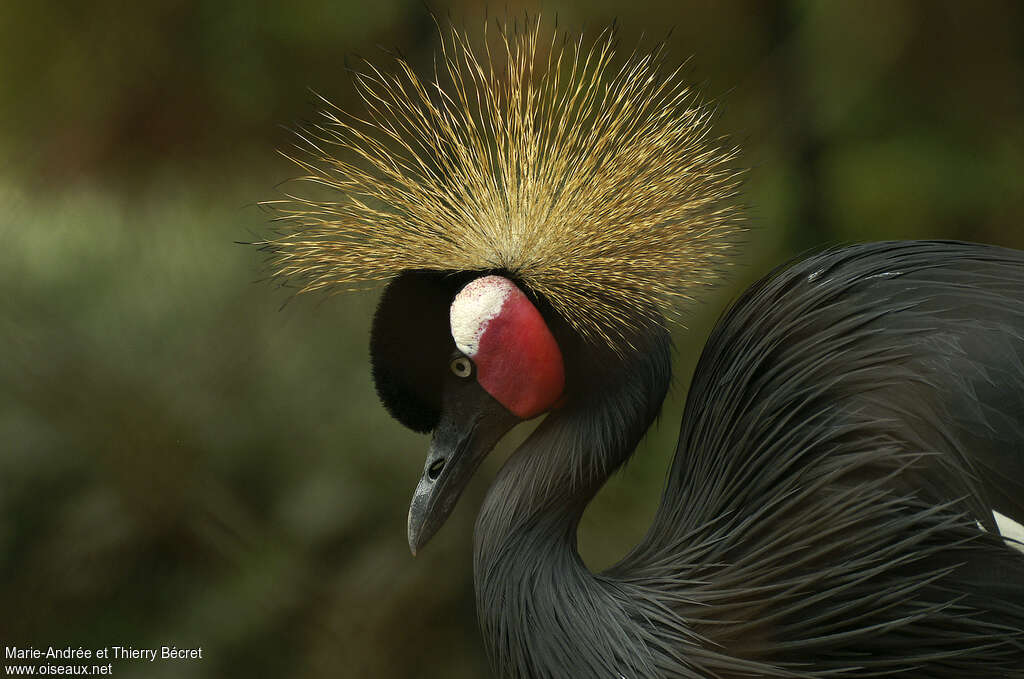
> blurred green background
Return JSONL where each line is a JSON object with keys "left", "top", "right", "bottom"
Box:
{"left": 3, "top": 1, "right": 1024, "bottom": 676}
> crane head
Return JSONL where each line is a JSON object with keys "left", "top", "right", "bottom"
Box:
{"left": 262, "top": 16, "right": 746, "bottom": 554}
{"left": 371, "top": 271, "right": 566, "bottom": 554}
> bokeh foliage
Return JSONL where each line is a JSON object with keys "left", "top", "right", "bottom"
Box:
{"left": 2, "top": 1, "right": 1023, "bottom": 677}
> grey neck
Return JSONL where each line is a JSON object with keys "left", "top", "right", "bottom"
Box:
{"left": 472, "top": 331, "right": 673, "bottom": 678}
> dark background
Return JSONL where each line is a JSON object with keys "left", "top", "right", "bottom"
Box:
{"left": 3, "top": 1, "right": 1023, "bottom": 676}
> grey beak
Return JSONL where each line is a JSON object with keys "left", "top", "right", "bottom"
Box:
{"left": 407, "top": 396, "right": 518, "bottom": 555}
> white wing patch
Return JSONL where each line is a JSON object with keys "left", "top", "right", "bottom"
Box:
{"left": 995, "top": 511, "right": 1024, "bottom": 554}
{"left": 450, "top": 276, "right": 515, "bottom": 357}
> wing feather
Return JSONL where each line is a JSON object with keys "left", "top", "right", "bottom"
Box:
{"left": 618, "top": 241, "right": 1024, "bottom": 675}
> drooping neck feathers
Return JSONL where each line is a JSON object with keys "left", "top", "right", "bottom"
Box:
{"left": 472, "top": 242, "right": 1024, "bottom": 678}
{"left": 473, "top": 324, "right": 673, "bottom": 677}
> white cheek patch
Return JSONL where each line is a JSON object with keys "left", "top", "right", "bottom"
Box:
{"left": 450, "top": 276, "right": 516, "bottom": 357}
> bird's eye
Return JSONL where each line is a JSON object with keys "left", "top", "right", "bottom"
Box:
{"left": 450, "top": 356, "right": 473, "bottom": 378}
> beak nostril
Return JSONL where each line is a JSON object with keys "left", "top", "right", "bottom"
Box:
{"left": 427, "top": 458, "right": 446, "bottom": 480}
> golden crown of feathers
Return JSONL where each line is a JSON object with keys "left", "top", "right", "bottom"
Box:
{"left": 262, "top": 16, "right": 744, "bottom": 351}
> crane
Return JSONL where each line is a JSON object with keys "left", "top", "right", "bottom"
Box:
{"left": 262, "top": 18, "right": 1024, "bottom": 678}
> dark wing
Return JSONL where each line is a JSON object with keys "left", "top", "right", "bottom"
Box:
{"left": 619, "top": 241, "right": 1024, "bottom": 677}
{"left": 672, "top": 240, "right": 1024, "bottom": 525}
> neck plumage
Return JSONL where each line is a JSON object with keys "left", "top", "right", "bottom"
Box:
{"left": 473, "top": 329, "right": 672, "bottom": 678}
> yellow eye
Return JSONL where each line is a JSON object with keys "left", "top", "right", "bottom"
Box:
{"left": 450, "top": 356, "right": 473, "bottom": 378}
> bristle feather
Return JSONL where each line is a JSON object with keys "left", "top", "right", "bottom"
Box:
{"left": 261, "top": 16, "right": 744, "bottom": 351}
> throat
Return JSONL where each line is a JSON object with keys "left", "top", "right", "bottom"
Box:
{"left": 473, "top": 413, "right": 635, "bottom": 677}
{"left": 470, "top": 324, "right": 673, "bottom": 677}
{"left": 472, "top": 408, "right": 665, "bottom": 676}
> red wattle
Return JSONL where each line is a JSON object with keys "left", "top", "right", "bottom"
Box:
{"left": 474, "top": 293, "right": 565, "bottom": 419}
